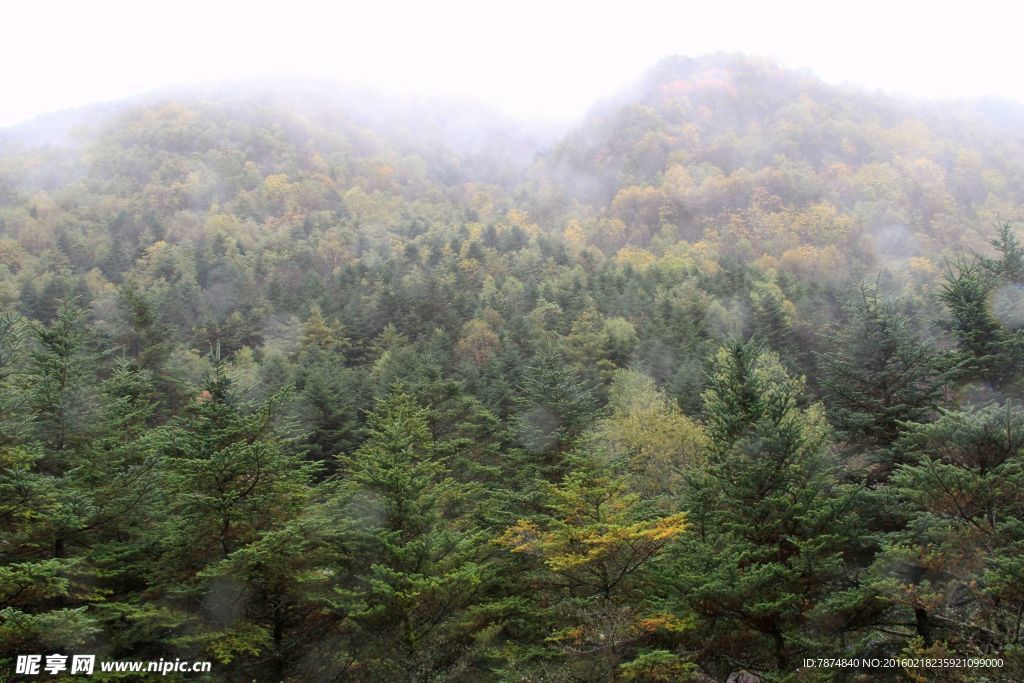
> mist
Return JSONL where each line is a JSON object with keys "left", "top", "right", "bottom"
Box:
{"left": 3, "top": 5, "right": 1024, "bottom": 681}
{"left": 5, "top": 0, "right": 1024, "bottom": 129}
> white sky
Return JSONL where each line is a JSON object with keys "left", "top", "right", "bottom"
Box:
{"left": 3, "top": 0, "right": 1024, "bottom": 128}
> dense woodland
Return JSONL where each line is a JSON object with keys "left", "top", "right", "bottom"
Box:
{"left": 0, "top": 54, "right": 1023, "bottom": 681}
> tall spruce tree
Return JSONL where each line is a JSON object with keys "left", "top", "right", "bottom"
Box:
{"left": 329, "top": 389, "right": 496, "bottom": 682}
{"left": 656, "top": 340, "right": 869, "bottom": 680}
{"left": 138, "top": 360, "right": 319, "bottom": 672}
{"left": 0, "top": 313, "right": 28, "bottom": 445}
{"left": 869, "top": 402, "right": 1024, "bottom": 669}
{"left": 514, "top": 352, "right": 599, "bottom": 461}
{"left": 940, "top": 225, "right": 1024, "bottom": 392}
{"left": 25, "top": 298, "right": 100, "bottom": 463}
{"left": 0, "top": 303, "right": 104, "bottom": 665}
{"left": 819, "top": 281, "right": 953, "bottom": 479}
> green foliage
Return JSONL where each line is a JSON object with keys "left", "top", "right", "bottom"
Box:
{"left": 330, "top": 389, "right": 497, "bottom": 681}
{"left": 870, "top": 402, "right": 1024, "bottom": 667}
{"left": 25, "top": 298, "right": 99, "bottom": 456}
{"left": 514, "top": 352, "right": 599, "bottom": 459}
{"left": 819, "top": 281, "right": 956, "bottom": 477}
{"left": 620, "top": 650, "right": 698, "bottom": 682}
{"left": 2, "top": 59, "right": 1024, "bottom": 680}
{"left": 656, "top": 341, "right": 870, "bottom": 679}
{"left": 941, "top": 225, "right": 1024, "bottom": 392}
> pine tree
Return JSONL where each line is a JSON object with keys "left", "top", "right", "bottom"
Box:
{"left": 656, "top": 340, "right": 869, "bottom": 680}
{"left": 329, "top": 389, "right": 496, "bottom": 681}
{"left": 819, "top": 281, "right": 953, "bottom": 478}
{"left": 73, "top": 358, "right": 161, "bottom": 539}
{"left": 869, "top": 401, "right": 1024, "bottom": 667}
{"left": 138, "top": 360, "right": 319, "bottom": 670}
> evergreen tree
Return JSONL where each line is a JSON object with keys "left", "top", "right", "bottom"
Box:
{"left": 656, "top": 340, "right": 869, "bottom": 680}
{"left": 514, "top": 352, "right": 599, "bottom": 460}
{"left": 0, "top": 312, "right": 28, "bottom": 445}
{"left": 329, "top": 389, "right": 496, "bottom": 681}
{"left": 981, "top": 222, "right": 1024, "bottom": 284}
{"left": 819, "top": 281, "right": 953, "bottom": 478}
{"left": 138, "top": 360, "right": 319, "bottom": 671}
{"left": 869, "top": 402, "right": 1024, "bottom": 668}
{"left": 296, "top": 358, "right": 368, "bottom": 463}
{"left": 25, "top": 298, "right": 100, "bottom": 460}
{"left": 0, "top": 444, "right": 100, "bottom": 666}
{"left": 941, "top": 228, "right": 1024, "bottom": 391}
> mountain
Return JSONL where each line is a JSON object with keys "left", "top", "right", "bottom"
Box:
{"left": 2, "top": 54, "right": 1024, "bottom": 681}
{"left": 525, "top": 54, "right": 1024, "bottom": 259}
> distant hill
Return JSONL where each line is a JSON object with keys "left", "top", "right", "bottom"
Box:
{"left": 0, "top": 53, "right": 1022, "bottom": 325}
{"left": 524, "top": 54, "right": 1024, "bottom": 259}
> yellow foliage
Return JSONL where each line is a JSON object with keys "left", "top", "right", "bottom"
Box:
{"left": 563, "top": 220, "right": 586, "bottom": 249}
{"left": 498, "top": 465, "right": 687, "bottom": 597}
{"left": 263, "top": 173, "right": 291, "bottom": 195}
{"left": 507, "top": 208, "right": 541, "bottom": 236}
{"left": 907, "top": 256, "right": 937, "bottom": 274}
{"left": 633, "top": 612, "right": 691, "bottom": 635}
{"left": 588, "top": 370, "right": 707, "bottom": 497}
{"left": 455, "top": 319, "right": 501, "bottom": 366}
{"left": 615, "top": 246, "right": 657, "bottom": 270}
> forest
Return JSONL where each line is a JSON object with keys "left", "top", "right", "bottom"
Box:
{"left": 0, "top": 54, "right": 1023, "bottom": 681}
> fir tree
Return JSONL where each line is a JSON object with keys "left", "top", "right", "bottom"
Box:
{"left": 139, "top": 360, "right": 319, "bottom": 670}
{"left": 514, "top": 352, "right": 599, "bottom": 460}
{"left": 330, "top": 389, "right": 496, "bottom": 681}
{"left": 819, "top": 281, "right": 954, "bottom": 478}
{"left": 869, "top": 401, "right": 1024, "bottom": 667}
{"left": 656, "top": 340, "right": 869, "bottom": 680}
{"left": 941, "top": 228, "right": 1024, "bottom": 391}
{"left": 0, "top": 313, "right": 27, "bottom": 445}
{"left": 25, "top": 298, "right": 100, "bottom": 460}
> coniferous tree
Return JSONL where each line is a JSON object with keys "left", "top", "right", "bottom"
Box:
{"left": 941, "top": 227, "right": 1024, "bottom": 392}
{"left": 296, "top": 358, "right": 368, "bottom": 462}
{"left": 981, "top": 223, "right": 1024, "bottom": 284}
{"left": 656, "top": 340, "right": 869, "bottom": 680}
{"left": 329, "top": 389, "right": 497, "bottom": 681}
{"left": 869, "top": 402, "right": 1024, "bottom": 668}
{"left": 139, "top": 360, "right": 319, "bottom": 670}
{"left": 25, "top": 298, "right": 100, "bottom": 461}
{"left": 0, "top": 313, "right": 27, "bottom": 445}
{"left": 514, "top": 352, "right": 599, "bottom": 461}
{"left": 819, "top": 281, "right": 954, "bottom": 478}
{"left": 0, "top": 304, "right": 104, "bottom": 666}
{"left": 0, "top": 443, "right": 101, "bottom": 667}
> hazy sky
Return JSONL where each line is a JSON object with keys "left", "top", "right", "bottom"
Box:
{"left": 4, "top": 0, "right": 1022, "bottom": 127}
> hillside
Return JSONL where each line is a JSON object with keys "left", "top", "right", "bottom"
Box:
{"left": 1, "top": 55, "right": 1023, "bottom": 681}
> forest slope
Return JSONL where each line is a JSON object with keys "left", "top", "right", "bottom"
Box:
{"left": 0, "top": 55, "right": 1023, "bottom": 681}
